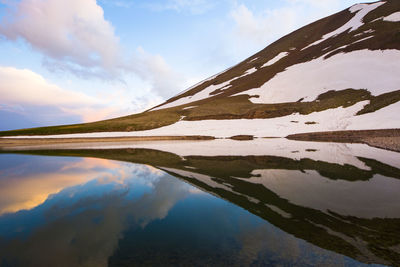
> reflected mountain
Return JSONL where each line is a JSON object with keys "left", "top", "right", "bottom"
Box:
{"left": 1, "top": 140, "right": 400, "bottom": 266}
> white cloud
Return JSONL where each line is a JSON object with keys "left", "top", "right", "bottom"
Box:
{"left": 0, "top": 65, "right": 178, "bottom": 127}
{"left": 231, "top": 4, "right": 298, "bottom": 46}
{"left": 0, "top": 0, "right": 120, "bottom": 73}
{"left": 285, "top": 0, "right": 340, "bottom": 9}
{"left": 0, "top": 66, "right": 130, "bottom": 123}
{"left": 146, "top": 0, "right": 214, "bottom": 14}
{"left": 99, "top": 0, "right": 133, "bottom": 8}
{"left": 128, "top": 175, "right": 190, "bottom": 228}
{"left": 128, "top": 47, "right": 186, "bottom": 99}
{"left": 0, "top": 66, "right": 99, "bottom": 107}
{"left": 285, "top": 0, "right": 375, "bottom": 10}
{"left": 0, "top": 0, "right": 187, "bottom": 101}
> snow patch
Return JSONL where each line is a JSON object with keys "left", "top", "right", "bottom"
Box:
{"left": 152, "top": 67, "right": 258, "bottom": 111}
{"left": 242, "top": 67, "right": 257, "bottom": 76}
{"left": 152, "top": 81, "right": 231, "bottom": 111}
{"left": 182, "top": 106, "right": 197, "bottom": 110}
{"left": 330, "top": 36, "right": 375, "bottom": 54}
{"left": 328, "top": 45, "right": 348, "bottom": 54}
{"left": 347, "top": 100, "right": 400, "bottom": 131}
{"left": 161, "top": 168, "right": 223, "bottom": 189}
{"left": 265, "top": 204, "right": 292, "bottom": 218}
{"left": 248, "top": 57, "right": 259, "bottom": 63}
{"left": 171, "top": 66, "right": 231, "bottom": 98}
{"left": 261, "top": 52, "right": 289, "bottom": 67}
{"left": 8, "top": 100, "right": 400, "bottom": 140}
{"left": 302, "top": 1, "right": 385, "bottom": 50}
{"left": 236, "top": 49, "right": 400, "bottom": 104}
{"left": 351, "top": 35, "right": 374, "bottom": 44}
{"left": 76, "top": 139, "right": 400, "bottom": 171}
{"left": 184, "top": 166, "right": 197, "bottom": 170}
{"left": 384, "top": 12, "right": 400, "bottom": 22}
{"left": 354, "top": 29, "right": 375, "bottom": 37}
{"left": 151, "top": 62, "right": 241, "bottom": 111}
{"left": 15, "top": 137, "right": 400, "bottom": 175}
{"left": 8, "top": 101, "right": 380, "bottom": 139}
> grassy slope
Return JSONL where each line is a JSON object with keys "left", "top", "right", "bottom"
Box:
{"left": 1, "top": 88, "right": 399, "bottom": 136}
{"left": 0, "top": 108, "right": 181, "bottom": 136}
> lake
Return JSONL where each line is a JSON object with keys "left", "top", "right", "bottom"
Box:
{"left": 0, "top": 139, "right": 399, "bottom": 266}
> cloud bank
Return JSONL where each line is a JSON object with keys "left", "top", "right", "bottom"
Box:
{"left": 0, "top": 0, "right": 185, "bottom": 100}
{"left": 0, "top": 0, "right": 120, "bottom": 73}
{"left": 0, "top": 66, "right": 128, "bottom": 128}
{"left": 0, "top": 66, "right": 99, "bottom": 106}
{"left": 146, "top": 0, "right": 214, "bottom": 14}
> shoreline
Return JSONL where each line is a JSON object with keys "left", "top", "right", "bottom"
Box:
{"left": 287, "top": 129, "right": 400, "bottom": 152}
{"left": 0, "top": 129, "right": 399, "bottom": 152}
{"left": 0, "top": 135, "right": 215, "bottom": 149}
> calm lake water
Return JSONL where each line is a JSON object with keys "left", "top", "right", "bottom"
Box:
{"left": 0, "top": 139, "right": 399, "bottom": 266}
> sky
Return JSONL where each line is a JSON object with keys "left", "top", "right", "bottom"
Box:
{"left": 0, "top": 0, "right": 376, "bottom": 130}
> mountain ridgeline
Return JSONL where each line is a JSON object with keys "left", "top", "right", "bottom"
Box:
{"left": 1, "top": 0, "right": 399, "bottom": 137}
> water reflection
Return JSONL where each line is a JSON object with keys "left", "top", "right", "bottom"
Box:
{"left": 0, "top": 139, "right": 398, "bottom": 266}
{"left": 0, "top": 156, "right": 123, "bottom": 215}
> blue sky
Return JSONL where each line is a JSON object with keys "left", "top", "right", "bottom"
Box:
{"left": 0, "top": 0, "right": 375, "bottom": 130}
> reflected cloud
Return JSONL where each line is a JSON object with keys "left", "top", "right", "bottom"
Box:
{"left": 127, "top": 175, "right": 190, "bottom": 227}
{"left": 60, "top": 157, "right": 122, "bottom": 171}
{"left": 0, "top": 171, "right": 97, "bottom": 215}
{"left": 0, "top": 157, "right": 144, "bottom": 215}
{"left": 0, "top": 156, "right": 193, "bottom": 267}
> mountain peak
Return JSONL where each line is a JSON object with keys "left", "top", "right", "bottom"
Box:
{"left": 152, "top": 0, "right": 399, "bottom": 112}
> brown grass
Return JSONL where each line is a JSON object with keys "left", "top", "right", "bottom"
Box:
{"left": 229, "top": 135, "right": 254, "bottom": 140}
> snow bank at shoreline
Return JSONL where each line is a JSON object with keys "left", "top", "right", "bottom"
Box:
{"left": 6, "top": 101, "right": 400, "bottom": 139}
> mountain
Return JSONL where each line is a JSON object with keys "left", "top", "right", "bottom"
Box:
{"left": 1, "top": 0, "right": 399, "bottom": 138}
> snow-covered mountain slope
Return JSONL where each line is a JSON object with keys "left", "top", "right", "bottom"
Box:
{"left": 1, "top": 0, "right": 399, "bottom": 138}
{"left": 13, "top": 100, "right": 399, "bottom": 138}
{"left": 154, "top": 0, "right": 399, "bottom": 110}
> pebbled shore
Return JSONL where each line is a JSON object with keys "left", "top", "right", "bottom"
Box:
{"left": 362, "top": 137, "right": 400, "bottom": 152}
{"left": 287, "top": 129, "right": 400, "bottom": 152}
{"left": 0, "top": 136, "right": 215, "bottom": 149}
{"left": 1, "top": 129, "right": 399, "bottom": 152}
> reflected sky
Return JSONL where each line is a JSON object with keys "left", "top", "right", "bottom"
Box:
{"left": 0, "top": 153, "right": 375, "bottom": 267}
{"left": 0, "top": 154, "right": 162, "bottom": 215}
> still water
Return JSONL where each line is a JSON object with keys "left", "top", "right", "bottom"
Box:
{"left": 0, "top": 139, "right": 399, "bottom": 266}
